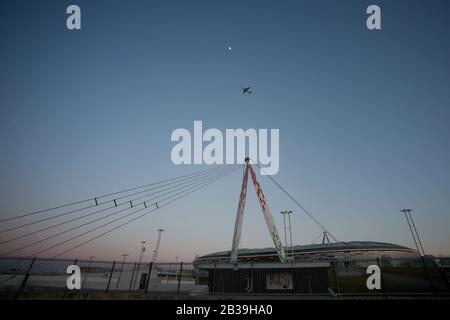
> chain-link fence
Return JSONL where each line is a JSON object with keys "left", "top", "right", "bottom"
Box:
{"left": 1, "top": 256, "right": 449, "bottom": 298}
{"left": 0, "top": 257, "right": 208, "bottom": 297}
{"left": 331, "top": 256, "right": 450, "bottom": 296}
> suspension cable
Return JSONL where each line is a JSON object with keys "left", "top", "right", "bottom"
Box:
{"left": 0, "top": 168, "right": 230, "bottom": 254}
{"left": 0, "top": 166, "right": 224, "bottom": 223}
{"left": 22, "top": 167, "right": 237, "bottom": 258}
{"left": 256, "top": 163, "right": 338, "bottom": 242}
{"left": 0, "top": 166, "right": 225, "bottom": 233}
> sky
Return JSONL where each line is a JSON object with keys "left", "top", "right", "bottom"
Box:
{"left": 0, "top": 0, "right": 449, "bottom": 262}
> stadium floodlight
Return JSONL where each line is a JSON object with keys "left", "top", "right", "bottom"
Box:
{"left": 281, "top": 210, "right": 294, "bottom": 259}
{"left": 400, "top": 209, "right": 426, "bottom": 256}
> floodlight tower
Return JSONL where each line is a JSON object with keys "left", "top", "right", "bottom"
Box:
{"left": 281, "top": 210, "right": 294, "bottom": 259}
{"left": 400, "top": 209, "right": 426, "bottom": 256}
{"left": 137, "top": 240, "right": 146, "bottom": 264}
{"left": 132, "top": 240, "right": 146, "bottom": 289}
{"left": 152, "top": 229, "right": 165, "bottom": 263}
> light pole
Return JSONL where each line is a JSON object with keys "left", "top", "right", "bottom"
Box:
{"left": 82, "top": 256, "right": 94, "bottom": 289}
{"left": 132, "top": 241, "right": 146, "bottom": 289}
{"left": 152, "top": 229, "right": 165, "bottom": 263}
{"left": 281, "top": 211, "right": 294, "bottom": 259}
{"left": 116, "top": 253, "right": 129, "bottom": 290}
{"left": 400, "top": 209, "right": 426, "bottom": 256}
{"left": 281, "top": 211, "right": 288, "bottom": 252}
{"left": 137, "top": 241, "right": 146, "bottom": 265}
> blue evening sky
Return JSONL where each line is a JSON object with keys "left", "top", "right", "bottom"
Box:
{"left": 0, "top": 0, "right": 449, "bottom": 261}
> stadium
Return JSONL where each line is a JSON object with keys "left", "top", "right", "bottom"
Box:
{"left": 194, "top": 241, "right": 418, "bottom": 264}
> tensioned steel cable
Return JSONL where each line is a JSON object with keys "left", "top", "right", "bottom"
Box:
{"left": 255, "top": 163, "right": 338, "bottom": 242}
{"left": 0, "top": 168, "right": 231, "bottom": 255}
{"left": 0, "top": 166, "right": 224, "bottom": 223}
{"left": 19, "top": 167, "right": 237, "bottom": 259}
{"left": 0, "top": 166, "right": 224, "bottom": 230}
{"left": 0, "top": 166, "right": 238, "bottom": 283}
{"left": 49, "top": 166, "right": 239, "bottom": 260}
{"left": 0, "top": 167, "right": 230, "bottom": 245}
{"left": 0, "top": 166, "right": 225, "bottom": 233}
{"left": 0, "top": 170, "right": 229, "bottom": 252}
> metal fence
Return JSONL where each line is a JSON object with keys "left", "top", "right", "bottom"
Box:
{"left": 200, "top": 257, "right": 450, "bottom": 297}
{"left": 0, "top": 256, "right": 449, "bottom": 298}
{"left": 0, "top": 257, "right": 205, "bottom": 297}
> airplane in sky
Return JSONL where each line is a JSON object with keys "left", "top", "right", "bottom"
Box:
{"left": 242, "top": 86, "right": 252, "bottom": 94}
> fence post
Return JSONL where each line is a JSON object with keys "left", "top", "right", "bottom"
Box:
{"left": 421, "top": 256, "right": 437, "bottom": 296}
{"left": 251, "top": 263, "right": 254, "bottom": 296}
{"left": 212, "top": 263, "right": 216, "bottom": 293}
{"left": 332, "top": 260, "right": 340, "bottom": 297}
{"left": 105, "top": 261, "right": 116, "bottom": 293}
{"left": 376, "top": 258, "right": 387, "bottom": 297}
{"left": 82, "top": 261, "right": 90, "bottom": 291}
{"left": 144, "top": 262, "right": 153, "bottom": 294}
{"left": 177, "top": 262, "right": 184, "bottom": 295}
{"left": 17, "top": 257, "right": 36, "bottom": 298}
{"left": 128, "top": 262, "right": 137, "bottom": 291}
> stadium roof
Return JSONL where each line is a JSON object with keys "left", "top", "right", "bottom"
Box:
{"left": 197, "top": 241, "right": 416, "bottom": 260}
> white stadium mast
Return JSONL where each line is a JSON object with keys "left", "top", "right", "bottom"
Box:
{"left": 230, "top": 158, "right": 287, "bottom": 264}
